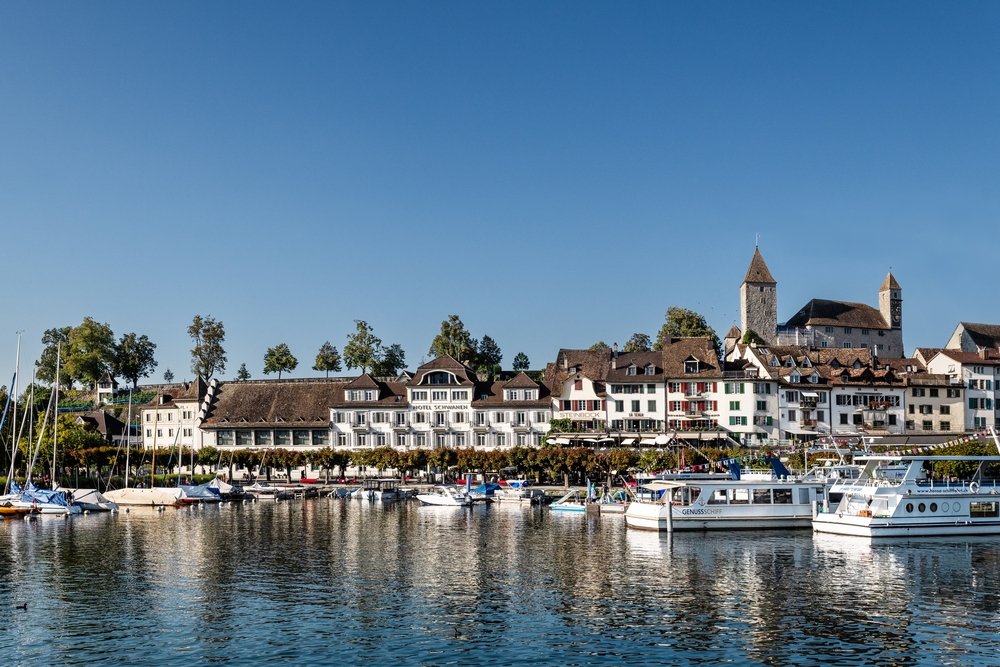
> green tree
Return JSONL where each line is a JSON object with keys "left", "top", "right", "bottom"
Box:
{"left": 163, "top": 368, "right": 175, "bottom": 383}
{"left": 313, "top": 341, "right": 342, "bottom": 377}
{"left": 428, "top": 314, "right": 477, "bottom": 363}
{"left": 188, "top": 315, "right": 227, "bottom": 381}
{"left": 741, "top": 329, "right": 766, "bottom": 345}
{"left": 344, "top": 320, "right": 382, "bottom": 374}
{"left": 263, "top": 343, "right": 298, "bottom": 380}
{"left": 196, "top": 446, "right": 220, "bottom": 475}
{"left": 372, "top": 343, "right": 406, "bottom": 377}
{"left": 64, "top": 318, "right": 117, "bottom": 388}
{"left": 474, "top": 335, "right": 502, "bottom": 376}
{"left": 623, "top": 333, "right": 651, "bottom": 353}
{"left": 113, "top": 332, "right": 158, "bottom": 388}
{"left": 589, "top": 341, "right": 610, "bottom": 350}
{"left": 654, "top": 307, "right": 721, "bottom": 354}
{"left": 235, "top": 363, "right": 251, "bottom": 381}
{"left": 36, "top": 327, "right": 73, "bottom": 388}
{"left": 512, "top": 352, "right": 530, "bottom": 371}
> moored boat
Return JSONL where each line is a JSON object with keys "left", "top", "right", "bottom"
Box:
{"left": 415, "top": 485, "right": 472, "bottom": 506}
{"left": 103, "top": 486, "right": 185, "bottom": 507}
{"left": 70, "top": 488, "right": 118, "bottom": 512}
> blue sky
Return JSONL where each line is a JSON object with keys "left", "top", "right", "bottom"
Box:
{"left": 1, "top": 2, "right": 998, "bottom": 386}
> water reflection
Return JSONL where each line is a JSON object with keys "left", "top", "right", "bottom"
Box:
{"left": 1, "top": 500, "right": 999, "bottom": 666}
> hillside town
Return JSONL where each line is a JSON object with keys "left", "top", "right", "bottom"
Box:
{"left": 49, "top": 249, "right": 1000, "bottom": 458}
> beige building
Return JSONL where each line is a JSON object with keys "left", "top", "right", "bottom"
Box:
{"left": 902, "top": 374, "right": 964, "bottom": 434}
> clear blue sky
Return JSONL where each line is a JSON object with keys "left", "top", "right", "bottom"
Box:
{"left": 1, "top": 2, "right": 998, "bottom": 386}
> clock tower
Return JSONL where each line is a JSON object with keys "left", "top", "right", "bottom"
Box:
{"left": 879, "top": 272, "right": 902, "bottom": 330}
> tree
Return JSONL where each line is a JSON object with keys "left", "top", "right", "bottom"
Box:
{"left": 428, "top": 315, "right": 477, "bottom": 363}
{"left": 163, "top": 369, "right": 175, "bottom": 383}
{"left": 741, "top": 329, "right": 766, "bottom": 345}
{"left": 512, "top": 352, "right": 530, "bottom": 371}
{"left": 372, "top": 343, "right": 406, "bottom": 377}
{"left": 344, "top": 320, "right": 382, "bottom": 374}
{"left": 235, "top": 363, "right": 251, "bottom": 382}
{"left": 474, "top": 335, "right": 503, "bottom": 376}
{"left": 589, "top": 341, "right": 610, "bottom": 350}
{"left": 654, "top": 307, "right": 721, "bottom": 354}
{"left": 623, "top": 333, "right": 651, "bottom": 353}
{"left": 63, "top": 318, "right": 117, "bottom": 388}
{"left": 113, "top": 333, "right": 158, "bottom": 388}
{"left": 36, "top": 327, "right": 73, "bottom": 388}
{"left": 188, "top": 315, "right": 226, "bottom": 381}
{"left": 313, "top": 341, "right": 342, "bottom": 377}
{"left": 263, "top": 343, "right": 298, "bottom": 380}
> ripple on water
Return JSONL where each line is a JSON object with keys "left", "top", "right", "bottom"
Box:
{"left": 2, "top": 501, "right": 1000, "bottom": 666}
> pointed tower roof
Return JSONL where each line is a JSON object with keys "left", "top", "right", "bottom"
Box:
{"left": 743, "top": 248, "right": 776, "bottom": 284}
{"left": 880, "top": 272, "right": 901, "bottom": 291}
{"left": 725, "top": 325, "right": 742, "bottom": 339}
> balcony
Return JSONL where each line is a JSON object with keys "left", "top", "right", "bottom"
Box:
{"left": 800, "top": 419, "right": 817, "bottom": 429}
{"left": 800, "top": 400, "right": 817, "bottom": 409}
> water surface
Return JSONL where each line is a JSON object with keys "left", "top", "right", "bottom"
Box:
{"left": 1, "top": 498, "right": 998, "bottom": 666}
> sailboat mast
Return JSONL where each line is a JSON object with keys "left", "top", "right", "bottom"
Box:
{"left": 51, "top": 343, "right": 60, "bottom": 489}
{"left": 150, "top": 392, "right": 158, "bottom": 488}
{"left": 123, "top": 388, "right": 132, "bottom": 488}
{"left": 4, "top": 333, "right": 20, "bottom": 494}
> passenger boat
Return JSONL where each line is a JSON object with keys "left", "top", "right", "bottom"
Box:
{"left": 358, "top": 479, "right": 401, "bottom": 501}
{"left": 812, "top": 455, "right": 1000, "bottom": 538}
{"left": 415, "top": 485, "right": 472, "bottom": 506}
{"left": 625, "top": 459, "right": 824, "bottom": 531}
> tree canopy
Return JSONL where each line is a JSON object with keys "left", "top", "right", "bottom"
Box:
{"left": 188, "top": 315, "right": 227, "bottom": 381}
{"left": 512, "top": 352, "right": 530, "bottom": 371}
{"left": 113, "top": 332, "right": 158, "bottom": 388}
{"left": 235, "top": 363, "right": 251, "bottom": 382}
{"left": 474, "top": 335, "right": 502, "bottom": 376}
{"left": 622, "top": 333, "right": 652, "bottom": 353}
{"left": 263, "top": 343, "right": 298, "bottom": 379}
{"left": 163, "top": 368, "right": 174, "bottom": 383}
{"left": 344, "top": 320, "right": 382, "bottom": 374}
{"left": 741, "top": 329, "right": 766, "bottom": 345}
{"left": 313, "top": 341, "right": 342, "bottom": 377}
{"left": 36, "top": 327, "right": 72, "bottom": 388}
{"left": 428, "top": 314, "right": 477, "bottom": 363}
{"left": 654, "top": 307, "right": 720, "bottom": 354}
{"left": 589, "top": 341, "right": 610, "bottom": 350}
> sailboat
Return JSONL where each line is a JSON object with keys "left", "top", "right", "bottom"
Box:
{"left": 104, "top": 389, "right": 186, "bottom": 507}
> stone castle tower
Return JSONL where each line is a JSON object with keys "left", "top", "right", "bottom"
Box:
{"left": 740, "top": 248, "right": 778, "bottom": 344}
{"left": 879, "top": 272, "right": 902, "bottom": 332}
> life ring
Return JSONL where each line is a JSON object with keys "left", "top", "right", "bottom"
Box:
{"left": 970, "top": 481, "right": 980, "bottom": 494}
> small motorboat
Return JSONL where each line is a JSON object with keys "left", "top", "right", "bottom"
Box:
{"left": 415, "top": 485, "right": 473, "bottom": 507}
{"left": 0, "top": 503, "right": 40, "bottom": 517}
{"left": 550, "top": 490, "right": 587, "bottom": 513}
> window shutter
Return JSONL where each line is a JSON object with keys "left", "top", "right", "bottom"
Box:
{"left": 739, "top": 383, "right": 745, "bottom": 394}
{"left": 697, "top": 382, "right": 705, "bottom": 393}
{"left": 602, "top": 400, "right": 607, "bottom": 411}
{"left": 682, "top": 401, "right": 689, "bottom": 412}
{"left": 586, "top": 400, "right": 593, "bottom": 411}
{"left": 713, "top": 382, "right": 718, "bottom": 392}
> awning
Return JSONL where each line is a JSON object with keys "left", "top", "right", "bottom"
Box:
{"left": 620, "top": 438, "right": 635, "bottom": 445}
{"left": 550, "top": 437, "right": 571, "bottom": 445}
{"left": 783, "top": 427, "right": 820, "bottom": 435}
{"left": 654, "top": 435, "right": 670, "bottom": 445}
{"left": 597, "top": 437, "right": 615, "bottom": 442}
{"left": 801, "top": 391, "right": 819, "bottom": 398}
{"left": 639, "top": 438, "right": 657, "bottom": 445}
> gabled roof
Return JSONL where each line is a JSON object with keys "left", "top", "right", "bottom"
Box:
{"left": 660, "top": 338, "right": 722, "bottom": 378}
{"left": 934, "top": 350, "right": 1000, "bottom": 366}
{"left": 410, "top": 354, "right": 478, "bottom": 386}
{"left": 472, "top": 380, "right": 551, "bottom": 408}
{"left": 725, "top": 325, "right": 742, "bottom": 339}
{"left": 880, "top": 272, "right": 901, "bottom": 291}
{"left": 344, "top": 374, "right": 380, "bottom": 390}
{"left": 606, "top": 351, "right": 663, "bottom": 382}
{"left": 743, "top": 248, "right": 776, "bottom": 284}
{"left": 784, "top": 299, "right": 888, "bottom": 329}
{"left": 201, "top": 379, "right": 348, "bottom": 428}
{"left": 75, "top": 410, "right": 126, "bottom": 437}
{"left": 502, "top": 372, "right": 540, "bottom": 389}
{"left": 956, "top": 322, "right": 1000, "bottom": 351}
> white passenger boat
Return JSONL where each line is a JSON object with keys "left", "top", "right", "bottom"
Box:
{"left": 415, "top": 485, "right": 472, "bottom": 506}
{"left": 359, "top": 479, "right": 402, "bottom": 501}
{"left": 812, "top": 455, "right": 1000, "bottom": 538}
{"left": 625, "top": 460, "right": 824, "bottom": 531}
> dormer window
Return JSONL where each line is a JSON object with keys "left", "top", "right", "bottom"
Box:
{"left": 789, "top": 371, "right": 801, "bottom": 384}
{"left": 808, "top": 372, "right": 819, "bottom": 384}
{"left": 684, "top": 360, "right": 699, "bottom": 374}
{"left": 784, "top": 358, "right": 794, "bottom": 368}
{"left": 830, "top": 360, "right": 840, "bottom": 370}
{"left": 853, "top": 361, "right": 862, "bottom": 370}
{"left": 769, "top": 356, "right": 780, "bottom": 367}
{"left": 841, "top": 373, "right": 850, "bottom": 383}
{"left": 364, "top": 390, "right": 374, "bottom": 401}
{"left": 626, "top": 365, "right": 637, "bottom": 376}
{"left": 568, "top": 367, "right": 577, "bottom": 374}
{"left": 801, "top": 358, "right": 811, "bottom": 368}
{"left": 426, "top": 372, "right": 455, "bottom": 385}
{"left": 507, "top": 390, "right": 521, "bottom": 401}
{"left": 644, "top": 365, "right": 655, "bottom": 375}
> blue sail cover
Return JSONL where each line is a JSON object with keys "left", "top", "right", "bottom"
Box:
{"left": 471, "top": 483, "right": 501, "bottom": 496}
{"left": 22, "top": 481, "right": 68, "bottom": 506}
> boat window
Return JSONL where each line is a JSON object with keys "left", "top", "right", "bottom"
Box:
{"left": 929, "top": 503, "right": 938, "bottom": 512}
{"left": 671, "top": 487, "right": 701, "bottom": 506}
{"left": 773, "top": 489, "right": 792, "bottom": 504}
{"left": 752, "top": 489, "right": 771, "bottom": 504}
{"left": 917, "top": 503, "right": 926, "bottom": 513}
{"left": 707, "top": 489, "right": 727, "bottom": 505}
{"left": 728, "top": 489, "right": 749, "bottom": 504}
{"left": 798, "top": 488, "right": 811, "bottom": 504}
{"left": 905, "top": 503, "right": 913, "bottom": 513}
{"left": 970, "top": 501, "right": 999, "bottom": 518}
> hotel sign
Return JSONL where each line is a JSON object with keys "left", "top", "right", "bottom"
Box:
{"left": 562, "top": 412, "right": 602, "bottom": 419}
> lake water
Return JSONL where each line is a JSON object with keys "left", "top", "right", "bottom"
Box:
{"left": 1, "top": 498, "right": 999, "bottom": 666}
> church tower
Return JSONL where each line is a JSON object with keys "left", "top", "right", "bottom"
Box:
{"left": 740, "top": 248, "right": 778, "bottom": 344}
{"left": 879, "top": 272, "right": 902, "bottom": 331}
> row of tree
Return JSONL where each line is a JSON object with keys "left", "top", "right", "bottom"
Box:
{"left": 37, "top": 319, "right": 158, "bottom": 389}
{"left": 588, "top": 307, "right": 722, "bottom": 355}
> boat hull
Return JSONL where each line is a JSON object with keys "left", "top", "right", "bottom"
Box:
{"left": 813, "top": 514, "right": 1000, "bottom": 538}
{"left": 104, "top": 488, "right": 183, "bottom": 506}
{"left": 625, "top": 502, "right": 812, "bottom": 531}
{"left": 415, "top": 494, "right": 470, "bottom": 507}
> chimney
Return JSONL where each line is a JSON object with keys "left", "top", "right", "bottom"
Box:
{"left": 662, "top": 334, "right": 672, "bottom": 347}
{"left": 612, "top": 343, "right": 618, "bottom": 370}
{"left": 562, "top": 355, "right": 568, "bottom": 370}
{"left": 980, "top": 348, "right": 987, "bottom": 360}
